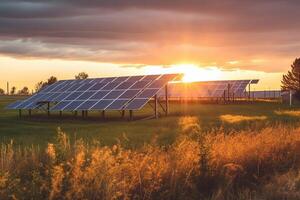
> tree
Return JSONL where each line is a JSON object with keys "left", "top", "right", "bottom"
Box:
{"left": 18, "top": 87, "right": 29, "bottom": 95}
{"left": 0, "top": 88, "right": 4, "bottom": 95}
{"left": 35, "top": 76, "right": 58, "bottom": 92}
{"left": 47, "top": 76, "right": 58, "bottom": 85}
{"left": 75, "top": 72, "right": 89, "bottom": 80}
{"left": 35, "top": 81, "right": 44, "bottom": 92}
{"left": 10, "top": 86, "right": 16, "bottom": 95}
{"left": 282, "top": 58, "right": 300, "bottom": 91}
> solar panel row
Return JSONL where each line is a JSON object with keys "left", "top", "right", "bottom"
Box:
{"left": 7, "top": 74, "right": 181, "bottom": 111}
{"left": 162, "top": 79, "right": 258, "bottom": 98}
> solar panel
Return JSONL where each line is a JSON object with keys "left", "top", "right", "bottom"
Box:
{"left": 51, "top": 101, "right": 71, "bottom": 111}
{"left": 137, "top": 89, "right": 160, "bottom": 98}
{"left": 112, "top": 76, "right": 129, "bottom": 83}
{"left": 106, "top": 99, "right": 129, "bottom": 110}
{"left": 65, "top": 92, "right": 83, "bottom": 101}
{"left": 103, "top": 90, "right": 124, "bottom": 99}
{"left": 118, "top": 89, "right": 140, "bottom": 99}
{"left": 91, "top": 100, "right": 113, "bottom": 110}
{"left": 102, "top": 82, "right": 121, "bottom": 90}
{"left": 90, "top": 90, "right": 110, "bottom": 100}
{"left": 76, "top": 91, "right": 95, "bottom": 100}
{"left": 89, "top": 82, "right": 107, "bottom": 91}
{"left": 52, "top": 92, "right": 71, "bottom": 101}
{"left": 62, "top": 101, "right": 85, "bottom": 111}
{"left": 130, "top": 81, "right": 150, "bottom": 89}
{"left": 7, "top": 73, "right": 182, "bottom": 112}
{"left": 116, "top": 81, "right": 136, "bottom": 90}
{"left": 76, "top": 100, "right": 98, "bottom": 110}
{"left": 5, "top": 100, "right": 23, "bottom": 109}
{"left": 77, "top": 83, "right": 95, "bottom": 91}
{"left": 164, "top": 79, "right": 258, "bottom": 98}
{"left": 124, "top": 98, "right": 149, "bottom": 110}
{"left": 142, "top": 74, "right": 160, "bottom": 81}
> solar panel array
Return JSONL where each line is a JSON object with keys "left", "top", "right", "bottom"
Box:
{"left": 7, "top": 74, "right": 181, "bottom": 111}
{"left": 161, "top": 79, "right": 259, "bottom": 98}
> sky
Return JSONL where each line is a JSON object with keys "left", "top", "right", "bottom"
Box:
{"left": 0, "top": 0, "right": 299, "bottom": 92}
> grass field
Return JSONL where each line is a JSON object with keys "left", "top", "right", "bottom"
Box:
{"left": 1, "top": 95, "right": 300, "bottom": 147}
{"left": 1, "top": 96, "right": 300, "bottom": 199}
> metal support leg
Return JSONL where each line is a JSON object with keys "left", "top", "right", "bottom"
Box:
{"left": 28, "top": 109, "right": 31, "bottom": 117}
{"left": 248, "top": 84, "right": 251, "bottom": 100}
{"left": 47, "top": 102, "right": 50, "bottom": 116}
{"left": 59, "top": 111, "right": 62, "bottom": 117}
{"left": 102, "top": 111, "right": 105, "bottom": 119}
{"left": 165, "top": 85, "right": 169, "bottom": 116}
{"left": 82, "top": 110, "right": 85, "bottom": 118}
{"left": 154, "top": 95, "right": 158, "bottom": 119}
{"left": 19, "top": 109, "right": 22, "bottom": 118}
{"left": 129, "top": 110, "right": 133, "bottom": 120}
{"left": 122, "top": 110, "right": 125, "bottom": 118}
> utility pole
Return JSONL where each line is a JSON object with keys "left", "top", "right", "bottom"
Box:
{"left": 6, "top": 82, "right": 9, "bottom": 95}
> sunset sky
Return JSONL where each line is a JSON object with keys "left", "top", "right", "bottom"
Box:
{"left": 0, "top": 0, "right": 299, "bottom": 91}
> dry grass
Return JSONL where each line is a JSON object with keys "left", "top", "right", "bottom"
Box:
{"left": 0, "top": 125, "right": 299, "bottom": 199}
{"left": 220, "top": 114, "right": 267, "bottom": 123}
{"left": 274, "top": 110, "right": 300, "bottom": 117}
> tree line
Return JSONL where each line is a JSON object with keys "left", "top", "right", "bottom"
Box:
{"left": 0, "top": 72, "right": 89, "bottom": 95}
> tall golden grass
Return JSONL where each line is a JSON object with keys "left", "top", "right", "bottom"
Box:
{"left": 0, "top": 124, "right": 299, "bottom": 199}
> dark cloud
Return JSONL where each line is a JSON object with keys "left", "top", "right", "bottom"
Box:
{"left": 0, "top": 0, "right": 300, "bottom": 72}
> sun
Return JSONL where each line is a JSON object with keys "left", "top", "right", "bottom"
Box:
{"left": 143, "top": 63, "right": 222, "bottom": 82}
{"left": 174, "top": 64, "right": 222, "bottom": 82}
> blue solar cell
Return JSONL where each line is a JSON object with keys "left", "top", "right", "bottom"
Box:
{"left": 126, "top": 76, "right": 144, "bottom": 82}
{"left": 45, "top": 93, "right": 62, "bottom": 101}
{"left": 89, "top": 82, "right": 107, "bottom": 91}
{"left": 137, "top": 89, "right": 160, "bottom": 98}
{"left": 116, "top": 81, "right": 135, "bottom": 90}
{"left": 51, "top": 101, "right": 71, "bottom": 111}
{"left": 142, "top": 75, "right": 160, "bottom": 81}
{"left": 103, "top": 90, "right": 124, "bottom": 99}
{"left": 62, "top": 101, "right": 85, "bottom": 111}
{"left": 106, "top": 99, "right": 128, "bottom": 110}
{"left": 5, "top": 101, "right": 23, "bottom": 109}
{"left": 37, "top": 93, "right": 56, "bottom": 101}
{"left": 130, "top": 81, "right": 150, "bottom": 89}
{"left": 157, "top": 74, "right": 178, "bottom": 81}
{"left": 147, "top": 80, "right": 166, "bottom": 88}
{"left": 39, "top": 82, "right": 59, "bottom": 93}
{"left": 65, "top": 92, "right": 83, "bottom": 101}
{"left": 118, "top": 89, "right": 140, "bottom": 99}
{"left": 102, "top": 82, "right": 121, "bottom": 90}
{"left": 52, "top": 92, "right": 71, "bottom": 101}
{"left": 90, "top": 90, "right": 109, "bottom": 100}
{"left": 77, "top": 91, "right": 95, "bottom": 100}
{"left": 24, "top": 102, "right": 41, "bottom": 109}
{"left": 15, "top": 100, "right": 34, "bottom": 109}
{"left": 77, "top": 83, "right": 95, "bottom": 91}
{"left": 76, "top": 100, "right": 98, "bottom": 110}
{"left": 101, "top": 77, "right": 116, "bottom": 83}
{"left": 57, "top": 83, "right": 73, "bottom": 92}
{"left": 124, "top": 98, "right": 149, "bottom": 110}
{"left": 91, "top": 100, "right": 113, "bottom": 110}
{"left": 112, "top": 76, "right": 129, "bottom": 82}
{"left": 66, "top": 83, "right": 81, "bottom": 92}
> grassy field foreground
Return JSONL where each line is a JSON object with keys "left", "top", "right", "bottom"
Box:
{"left": 0, "top": 122, "right": 300, "bottom": 199}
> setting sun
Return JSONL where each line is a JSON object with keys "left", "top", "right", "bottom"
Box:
{"left": 177, "top": 64, "right": 222, "bottom": 82}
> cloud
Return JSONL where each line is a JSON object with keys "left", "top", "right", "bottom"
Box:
{"left": 0, "top": 0, "right": 299, "bottom": 71}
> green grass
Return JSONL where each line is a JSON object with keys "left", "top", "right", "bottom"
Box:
{"left": 0, "top": 95, "right": 300, "bottom": 148}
